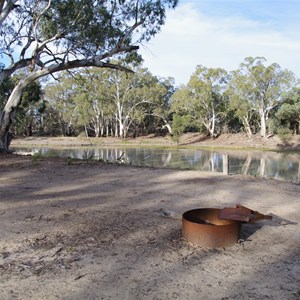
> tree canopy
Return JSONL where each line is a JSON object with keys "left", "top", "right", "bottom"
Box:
{"left": 171, "top": 65, "right": 229, "bottom": 137}
{"left": 170, "top": 57, "right": 297, "bottom": 139}
{"left": 43, "top": 65, "right": 174, "bottom": 138}
{"left": 275, "top": 87, "right": 300, "bottom": 135}
{"left": 227, "top": 57, "right": 295, "bottom": 139}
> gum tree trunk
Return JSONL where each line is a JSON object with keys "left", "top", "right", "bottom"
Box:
{"left": 242, "top": 117, "right": 253, "bottom": 137}
{"left": 260, "top": 109, "right": 267, "bottom": 139}
{"left": 0, "top": 77, "right": 29, "bottom": 150}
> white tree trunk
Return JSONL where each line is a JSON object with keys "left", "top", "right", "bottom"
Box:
{"left": 260, "top": 109, "right": 267, "bottom": 139}
{"left": 115, "top": 115, "right": 119, "bottom": 137}
{"left": 0, "top": 78, "right": 29, "bottom": 149}
{"left": 242, "top": 117, "right": 253, "bottom": 137}
{"left": 95, "top": 125, "right": 100, "bottom": 138}
{"left": 163, "top": 123, "right": 172, "bottom": 134}
{"left": 119, "top": 121, "right": 124, "bottom": 139}
{"left": 84, "top": 125, "right": 88, "bottom": 138}
{"left": 94, "top": 115, "right": 101, "bottom": 137}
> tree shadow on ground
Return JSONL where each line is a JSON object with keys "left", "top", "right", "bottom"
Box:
{"left": 179, "top": 134, "right": 212, "bottom": 146}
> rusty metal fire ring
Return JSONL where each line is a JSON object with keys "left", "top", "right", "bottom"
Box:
{"left": 182, "top": 208, "right": 241, "bottom": 248}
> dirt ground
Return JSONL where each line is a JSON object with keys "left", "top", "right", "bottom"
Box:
{"left": 1, "top": 135, "right": 300, "bottom": 299}
{"left": 9, "top": 132, "right": 300, "bottom": 150}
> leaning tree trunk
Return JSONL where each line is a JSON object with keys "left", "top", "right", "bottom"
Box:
{"left": 0, "top": 78, "right": 29, "bottom": 150}
{"left": 0, "top": 67, "right": 50, "bottom": 150}
{"left": 242, "top": 117, "right": 253, "bottom": 138}
{"left": 161, "top": 117, "right": 172, "bottom": 134}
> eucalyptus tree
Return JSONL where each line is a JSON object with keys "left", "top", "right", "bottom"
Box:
{"left": 149, "top": 76, "right": 175, "bottom": 134}
{"left": 97, "top": 66, "right": 170, "bottom": 138}
{"left": 43, "top": 76, "right": 78, "bottom": 136}
{"left": 54, "top": 65, "right": 173, "bottom": 138}
{"left": 171, "top": 65, "right": 228, "bottom": 137}
{"left": 0, "top": 73, "right": 43, "bottom": 135}
{"left": 12, "top": 79, "right": 43, "bottom": 136}
{"left": 226, "top": 79, "right": 257, "bottom": 137}
{"left": 130, "top": 74, "right": 174, "bottom": 136}
{"left": 275, "top": 87, "right": 300, "bottom": 134}
{"left": 228, "top": 57, "right": 296, "bottom": 139}
{"left": 72, "top": 68, "right": 115, "bottom": 137}
{"left": 171, "top": 113, "right": 191, "bottom": 144}
{"left": 0, "top": 0, "right": 178, "bottom": 149}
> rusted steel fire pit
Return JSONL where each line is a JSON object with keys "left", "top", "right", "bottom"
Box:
{"left": 182, "top": 208, "right": 241, "bottom": 248}
{"left": 182, "top": 205, "right": 272, "bottom": 248}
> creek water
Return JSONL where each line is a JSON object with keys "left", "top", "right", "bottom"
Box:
{"left": 13, "top": 146, "right": 300, "bottom": 183}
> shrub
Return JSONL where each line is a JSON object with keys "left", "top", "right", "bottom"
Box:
{"left": 171, "top": 114, "right": 191, "bottom": 145}
{"left": 277, "top": 127, "right": 292, "bottom": 144}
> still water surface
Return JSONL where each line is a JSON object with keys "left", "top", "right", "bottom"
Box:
{"left": 14, "top": 146, "right": 300, "bottom": 183}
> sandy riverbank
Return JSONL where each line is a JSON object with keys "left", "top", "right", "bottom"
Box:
{"left": 0, "top": 152, "right": 299, "bottom": 299}
{"left": 9, "top": 133, "right": 300, "bottom": 150}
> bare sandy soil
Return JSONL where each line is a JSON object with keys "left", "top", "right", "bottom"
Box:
{"left": 1, "top": 135, "right": 300, "bottom": 299}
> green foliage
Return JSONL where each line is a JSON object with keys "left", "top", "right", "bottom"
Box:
{"left": 0, "top": 77, "right": 14, "bottom": 110}
{"left": 170, "top": 85, "right": 192, "bottom": 115}
{"left": 170, "top": 66, "right": 228, "bottom": 137}
{"left": 275, "top": 88, "right": 300, "bottom": 134}
{"left": 0, "top": 74, "right": 44, "bottom": 136}
{"left": 42, "top": 0, "right": 121, "bottom": 55}
{"left": 43, "top": 65, "right": 174, "bottom": 138}
{"left": 277, "top": 127, "right": 292, "bottom": 144}
{"left": 43, "top": 76, "right": 78, "bottom": 136}
{"left": 226, "top": 81, "right": 258, "bottom": 136}
{"left": 1, "top": 0, "right": 178, "bottom": 77}
{"left": 171, "top": 114, "right": 191, "bottom": 145}
{"left": 39, "top": 58, "right": 299, "bottom": 140}
{"left": 228, "top": 57, "right": 296, "bottom": 138}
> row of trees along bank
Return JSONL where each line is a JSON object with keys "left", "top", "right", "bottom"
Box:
{"left": 1, "top": 56, "right": 299, "bottom": 142}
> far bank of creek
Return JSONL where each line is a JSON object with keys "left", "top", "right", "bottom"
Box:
{"left": 12, "top": 145, "right": 300, "bottom": 184}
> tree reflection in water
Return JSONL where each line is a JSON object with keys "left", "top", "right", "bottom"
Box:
{"left": 13, "top": 146, "right": 300, "bottom": 183}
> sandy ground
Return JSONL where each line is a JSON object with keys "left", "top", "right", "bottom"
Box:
{"left": 0, "top": 148, "right": 300, "bottom": 300}
{"left": 9, "top": 132, "right": 300, "bottom": 150}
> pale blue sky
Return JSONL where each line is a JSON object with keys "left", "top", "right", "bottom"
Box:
{"left": 140, "top": 0, "right": 300, "bottom": 85}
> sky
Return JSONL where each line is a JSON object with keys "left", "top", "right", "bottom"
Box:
{"left": 139, "top": 0, "right": 300, "bottom": 86}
